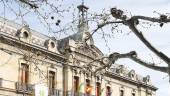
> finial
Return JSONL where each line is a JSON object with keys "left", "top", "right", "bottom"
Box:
{"left": 77, "top": 0, "right": 88, "bottom": 12}
{"left": 82, "top": 0, "right": 84, "bottom": 5}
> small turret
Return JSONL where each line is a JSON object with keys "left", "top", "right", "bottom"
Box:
{"left": 77, "top": 0, "right": 89, "bottom": 33}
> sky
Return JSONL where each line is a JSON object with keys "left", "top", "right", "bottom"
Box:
{"left": 0, "top": 0, "right": 170, "bottom": 96}
{"left": 84, "top": 0, "right": 170, "bottom": 96}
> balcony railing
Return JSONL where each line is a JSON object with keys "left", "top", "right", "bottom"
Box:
{"left": 15, "top": 82, "right": 33, "bottom": 94}
{"left": 66, "top": 91, "right": 95, "bottom": 96}
{"left": 49, "top": 88, "right": 62, "bottom": 96}
{"left": 0, "top": 78, "right": 2, "bottom": 87}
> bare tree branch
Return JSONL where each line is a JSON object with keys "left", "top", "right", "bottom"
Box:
{"left": 132, "top": 15, "right": 170, "bottom": 23}
{"left": 19, "top": 0, "right": 38, "bottom": 8}
{"left": 127, "top": 19, "right": 170, "bottom": 65}
{"left": 93, "top": 51, "right": 168, "bottom": 74}
{"left": 130, "top": 54, "right": 168, "bottom": 73}
{"left": 109, "top": 8, "right": 170, "bottom": 79}
{"left": 85, "top": 21, "right": 124, "bottom": 42}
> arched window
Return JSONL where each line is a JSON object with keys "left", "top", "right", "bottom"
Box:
{"left": 48, "top": 71, "right": 55, "bottom": 95}
{"left": 132, "top": 93, "right": 135, "bottom": 96}
{"left": 120, "top": 90, "right": 124, "bottom": 96}
{"left": 106, "top": 86, "right": 112, "bottom": 96}
{"left": 74, "top": 76, "right": 79, "bottom": 95}
{"left": 20, "top": 63, "right": 29, "bottom": 84}
{"left": 96, "top": 82, "right": 101, "bottom": 96}
{"left": 85, "top": 79, "right": 92, "bottom": 95}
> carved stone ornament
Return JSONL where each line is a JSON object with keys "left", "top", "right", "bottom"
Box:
{"left": 128, "top": 70, "right": 136, "bottom": 79}
{"left": 45, "top": 39, "right": 56, "bottom": 49}
{"left": 116, "top": 65, "right": 125, "bottom": 75}
{"left": 96, "top": 75, "right": 102, "bottom": 81}
{"left": 68, "top": 54, "right": 74, "bottom": 63}
{"left": 16, "top": 26, "right": 31, "bottom": 42}
{"left": 146, "top": 88, "right": 152, "bottom": 94}
{"left": 143, "top": 75, "right": 150, "bottom": 83}
{"left": 44, "top": 38, "right": 59, "bottom": 53}
{"left": 83, "top": 32, "right": 90, "bottom": 41}
{"left": 102, "top": 57, "right": 110, "bottom": 65}
{"left": 75, "top": 46, "right": 98, "bottom": 59}
{"left": 73, "top": 59, "right": 80, "bottom": 66}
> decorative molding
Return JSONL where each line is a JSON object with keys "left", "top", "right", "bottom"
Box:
{"left": 143, "top": 75, "right": 150, "bottom": 84}
{"left": 75, "top": 46, "right": 98, "bottom": 59}
{"left": 95, "top": 75, "right": 102, "bottom": 82}
{"left": 44, "top": 38, "right": 59, "bottom": 53}
{"left": 16, "top": 26, "right": 31, "bottom": 42}
{"left": 116, "top": 65, "right": 125, "bottom": 76}
{"left": 128, "top": 70, "right": 136, "bottom": 80}
{"left": 0, "top": 24, "right": 17, "bottom": 36}
{"left": 31, "top": 37, "right": 44, "bottom": 47}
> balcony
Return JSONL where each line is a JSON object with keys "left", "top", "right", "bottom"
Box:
{"left": 15, "top": 82, "right": 33, "bottom": 94}
{"left": 49, "top": 88, "right": 62, "bottom": 96}
{"left": 66, "top": 91, "right": 95, "bottom": 96}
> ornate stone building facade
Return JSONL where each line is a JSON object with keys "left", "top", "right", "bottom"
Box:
{"left": 0, "top": 4, "right": 157, "bottom": 96}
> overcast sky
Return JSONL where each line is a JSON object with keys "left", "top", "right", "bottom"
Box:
{"left": 84, "top": 0, "right": 170, "bottom": 96}
{"left": 0, "top": 0, "right": 170, "bottom": 96}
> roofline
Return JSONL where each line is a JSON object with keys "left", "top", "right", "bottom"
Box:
{"left": 0, "top": 33, "right": 67, "bottom": 61}
{"left": 105, "top": 72, "right": 158, "bottom": 91}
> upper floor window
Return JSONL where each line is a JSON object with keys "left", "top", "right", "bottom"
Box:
{"left": 96, "top": 82, "right": 101, "bottom": 96}
{"left": 49, "top": 71, "right": 56, "bottom": 95}
{"left": 120, "top": 90, "right": 124, "bottom": 96}
{"left": 132, "top": 93, "right": 135, "bottom": 96}
{"left": 85, "top": 79, "right": 92, "bottom": 95}
{"left": 106, "top": 86, "right": 111, "bottom": 96}
{"left": 20, "top": 63, "right": 29, "bottom": 84}
{"left": 74, "top": 76, "right": 79, "bottom": 94}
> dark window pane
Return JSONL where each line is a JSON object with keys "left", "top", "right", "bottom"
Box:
{"left": 96, "top": 82, "right": 101, "bottom": 96}
{"left": 106, "top": 86, "right": 111, "bottom": 96}
{"left": 120, "top": 90, "right": 124, "bottom": 96}
{"left": 20, "top": 63, "right": 29, "bottom": 84}
{"left": 85, "top": 79, "right": 91, "bottom": 95}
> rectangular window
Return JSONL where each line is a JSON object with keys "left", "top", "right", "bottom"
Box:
{"left": 20, "top": 63, "right": 29, "bottom": 84}
{"left": 49, "top": 71, "right": 55, "bottom": 95}
{"left": 74, "top": 76, "right": 79, "bottom": 94}
{"left": 96, "top": 82, "right": 101, "bottom": 96}
{"left": 106, "top": 86, "right": 111, "bottom": 96}
{"left": 85, "top": 79, "right": 92, "bottom": 95}
{"left": 120, "top": 90, "right": 124, "bottom": 96}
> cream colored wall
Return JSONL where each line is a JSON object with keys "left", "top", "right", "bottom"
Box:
{"left": 66, "top": 67, "right": 73, "bottom": 91}
{"left": 56, "top": 66, "right": 63, "bottom": 90}
{"left": 100, "top": 77, "right": 139, "bottom": 96}
{"left": 0, "top": 42, "right": 64, "bottom": 95}
{"left": 0, "top": 90, "right": 22, "bottom": 96}
{"left": 140, "top": 88, "right": 147, "bottom": 96}
{"left": 65, "top": 66, "right": 156, "bottom": 96}
{"left": 0, "top": 42, "right": 157, "bottom": 96}
{"left": 0, "top": 48, "right": 20, "bottom": 89}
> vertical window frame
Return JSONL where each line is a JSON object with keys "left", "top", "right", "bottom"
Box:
{"left": 48, "top": 68, "right": 57, "bottom": 95}
{"left": 119, "top": 86, "right": 125, "bottom": 96}
{"left": 73, "top": 76, "right": 79, "bottom": 93}
{"left": 18, "top": 59, "right": 30, "bottom": 85}
{"left": 85, "top": 79, "right": 92, "bottom": 95}
{"left": 132, "top": 89, "right": 136, "bottom": 96}
{"left": 96, "top": 82, "right": 101, "bottom": 96}
{"left": 106, "top": 86, "right": 111, "bottom": 96}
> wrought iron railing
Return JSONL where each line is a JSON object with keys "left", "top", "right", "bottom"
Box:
{"left": 49, "top": 88, "right": 62, "bottom": 96}
{"left": 15, "top": 82, "right": 33, "bottom": 94}
{"left": 66, "top": 91, "right": 95, "bottom": 96}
